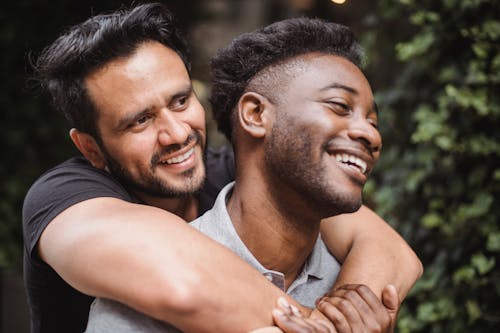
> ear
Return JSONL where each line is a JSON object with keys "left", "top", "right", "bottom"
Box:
{"left": 237, "top": 92, "right": 273, "bottom": 139}
{"left": 69, "top": 128, "right": 107, "bottom": 170}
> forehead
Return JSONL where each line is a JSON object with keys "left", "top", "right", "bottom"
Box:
{"left": 276, "top": 53, "right": 373, "bottom": 99}
{"left": 84, "top": 41, "right": 190, "bottom": 116}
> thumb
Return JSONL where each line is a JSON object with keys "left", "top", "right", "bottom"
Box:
{"left": 382, "top": 284, "right": 399, "bottom": 312}
{"left": 382, "top": 284, "right": 399, "bottom": 332}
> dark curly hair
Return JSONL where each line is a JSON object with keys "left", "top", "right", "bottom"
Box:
{"left": 210, "top": 17, "right": 363, "bottom": 141}
{"left": 34, "top": 3, "right": 190, "bottom": 141}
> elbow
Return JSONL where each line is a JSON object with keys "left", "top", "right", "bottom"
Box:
{"left": 146, "top": 271, "right": 206, "bottom": 324}
{"left": 406, "top": 243, "right": 424, "bottom": 280}
{"left": 414, "top": 252, "right": 424, "bottom": 280}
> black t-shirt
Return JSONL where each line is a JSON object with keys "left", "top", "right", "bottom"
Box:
{"left": 22, "top": 146, "right": 235, "bottom": 333}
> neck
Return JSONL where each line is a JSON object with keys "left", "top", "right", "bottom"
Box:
{"left": 227, "top": 173, "right": 321, "bottom": 289}
{"left": 134, "top": 191, "right": 199, "bottom": 222}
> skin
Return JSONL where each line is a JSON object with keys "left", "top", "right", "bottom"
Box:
{"left": 39, "top": 42, "right": 421, "bottom": 332}
{"left": 230, "top": 53, "right": 392, "bottom": 332}
{"left": 231, "top": 53, "right": 382, "bottom": 289}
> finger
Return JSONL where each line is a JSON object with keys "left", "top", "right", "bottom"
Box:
{"left": 304, "top": 318, "right": 334, "bottom": 333}
{"left": 354, "top": 285, "right": 392, "bottom": 330}
{"left": 249, "top": 326, "right": 283, "bottom": 333}
{"left": 382, "top": 284, "right": 399, "bottom": 332}
{"left": 337, "top": 285, "right": 386, "bottom": 315}
{"left": 277, "top": 297, "right": 295, "bottom": 316}
{"left": 338, "top": 285, "right": 392, "bottom": 332}
{"left": 328, "top": 295, "right": 367, "bottom": 333}
{"left": 382, "top": 284, "right": 399, "bottom": 312}
{"left": 308, "top": 308, "right": 338, "bottom": 333}
{"left": 316, "top": 297, "right": 352, "bottom": 333}
{"left": 272, "top": 309, "right": 316, "bottom": 333}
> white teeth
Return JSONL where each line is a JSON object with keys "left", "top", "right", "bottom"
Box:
{"left": 164, "top": 147, "right": 194, "bottom": 164}
{"left": 334, "top": 154, "right": 367, "bottom": 174}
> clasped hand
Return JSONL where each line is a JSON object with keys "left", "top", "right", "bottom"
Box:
{"left": 250, "top": 284, "right": 398, "bottom": 333}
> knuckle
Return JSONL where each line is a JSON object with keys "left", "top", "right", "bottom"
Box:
{"left": 338, "top": 298, "right": 350, "bottom": 310}
{"left": 357, "top": 284, "right": 370, "bottom": 293}
{"left": 345, "top": 290, "right": 357, "bottom": 299}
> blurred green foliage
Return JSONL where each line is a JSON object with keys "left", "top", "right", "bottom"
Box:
{"left": 1, "top": 1, "right": 499, "bottom": 331}
{"left": 362, "top": 0, "right": 500, "bottom": 331}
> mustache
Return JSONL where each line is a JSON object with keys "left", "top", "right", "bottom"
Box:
{"left": 150, "top": 132, "right": 202, "bottom": 165}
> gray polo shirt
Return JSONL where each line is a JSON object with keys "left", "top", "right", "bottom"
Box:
{"left": 85, "top": 182, "right": 341, "bottom": 332}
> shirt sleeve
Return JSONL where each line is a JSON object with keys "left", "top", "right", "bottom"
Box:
{"left": 22, "top": 157, "right": 133, "bottom": 261}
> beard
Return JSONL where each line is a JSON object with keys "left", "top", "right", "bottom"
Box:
{"left": 100, "top": 131, "right": 206, "bottom": 199}
{"left": 264, "top": 115, "right": 362, "bottom": 219}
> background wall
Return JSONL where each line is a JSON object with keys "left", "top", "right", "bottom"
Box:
{"left": 1, "top": 0, "right": 498, "bottom": 332}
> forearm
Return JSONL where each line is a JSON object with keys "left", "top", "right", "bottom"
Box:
{"left": 39, "top": 198, "right": 298, "bottom": 332}
{"left": 320, "top": 205, "right": 423, "bottom": 301}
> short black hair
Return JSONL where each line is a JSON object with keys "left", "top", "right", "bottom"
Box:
{"left": 210, "top": 17, "right": 362, "bottom": 141}
{"left": 34, "top": 2, "right": 189, "bottom": 140}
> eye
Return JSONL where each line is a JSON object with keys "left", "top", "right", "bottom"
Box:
{"left": 127, "top": 113, "right": 152, "bottom": 129}
{"left": 170, "top": 95, "right": 189, "bottom": 111}
{"left": 327, "top": 101, "right": 351, "bottom": 115}
{"left": 369, "top": 119, "right": 379, "bottom": 129}
{"left": 136, "top": 115, "right": 151, "bottom": 124}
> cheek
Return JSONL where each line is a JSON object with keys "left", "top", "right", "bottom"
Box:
{"left": 184, "top": 104, "right": 207, "bottom": 138}
{"left": 111, "top": 135, "right": 156, "bottom": 164}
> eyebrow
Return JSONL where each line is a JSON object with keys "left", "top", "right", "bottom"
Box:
{"left": 320, "top": 83, "right": 358, "bottom": 95}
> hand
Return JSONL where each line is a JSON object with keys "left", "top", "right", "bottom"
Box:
{"left": 316, "top": 284, "right": 396, "bottom": 333}
{"left": 249, "top": 297, "right": 335, "bottom": 333}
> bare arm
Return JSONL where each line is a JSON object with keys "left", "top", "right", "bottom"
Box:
{"left": 39, "top": 197, "right": 300, "bottom": 333}
{"left": 320, "top": 205, "right": 423, "bottom": 301}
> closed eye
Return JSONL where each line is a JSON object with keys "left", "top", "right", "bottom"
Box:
{"left": 368, "top": 116, "right": 379, "bottom": 129}
{"left": 327, "top": 101, "right": 351, "bottom": 115}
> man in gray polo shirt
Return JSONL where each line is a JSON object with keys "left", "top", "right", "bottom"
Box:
{"left": 86, "top": 18, "right": 395, "bottom": 332}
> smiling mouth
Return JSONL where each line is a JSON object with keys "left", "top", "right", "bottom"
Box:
{"left": 334, "top": 153, "right": 367, "bottom": 174}
{"left": 161, "top": 147, "right": 195, "bottom": 165}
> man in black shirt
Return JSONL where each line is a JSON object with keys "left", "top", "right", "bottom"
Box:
{"left": 23, "top": 3, "right": 422, "bottom": 332}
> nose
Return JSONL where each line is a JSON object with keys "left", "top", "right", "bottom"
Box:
{"left": 156, "top": 109, "right": 191, "bottom": 146}
{"left": 347, "top": 116, "right": 382, "bottom": 153}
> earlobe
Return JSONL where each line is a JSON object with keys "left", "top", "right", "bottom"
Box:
{"left": 69, "top": 128, "right": 107, "bottom": 169}
{"left": 237, "top": 92, "right": 272, "bottom": 138}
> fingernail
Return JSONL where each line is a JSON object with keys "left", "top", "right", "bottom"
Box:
{"left": 290, "top": 305, "right": 302, "bottom": 317}
{"left": 277, "top": 297, "right": 291, "bottom": 309}
{"left": 272, "top": 308, "right": 286, "bottom": 319}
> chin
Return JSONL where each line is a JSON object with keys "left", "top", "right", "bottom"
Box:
{"left": 328, "top": 196, "right": 363, "bottom": 216}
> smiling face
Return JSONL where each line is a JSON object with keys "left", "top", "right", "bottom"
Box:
{"left": 84, "top": 41, "right": 206, "bottom": 199}
{"left": 263, "top": 53, "right": 382, "bottom": 217}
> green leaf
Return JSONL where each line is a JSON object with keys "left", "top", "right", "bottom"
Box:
{"left": 486, "top": 232, "right": 500, "bottom": 252}
{"left": 421, "top": 212, "right": 443, "bottom": 228}
{"left": 455, "top": 192, "right": 494, "bottom": 222}
{"left": 466, "top": 300, "right": 482, "bottom": 323}
{"left": 471, "top": 253, "right": 496, "bottom": 275}
{"left": 453, "top": 266, "right": 476, "bottom": 284}
{"left": 396, "top": 32, "right": 435, "bottom": 60}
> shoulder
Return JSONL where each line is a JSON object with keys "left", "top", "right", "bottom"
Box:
{"left": 22, "top": 157, "right": 133, "bottom": 259}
